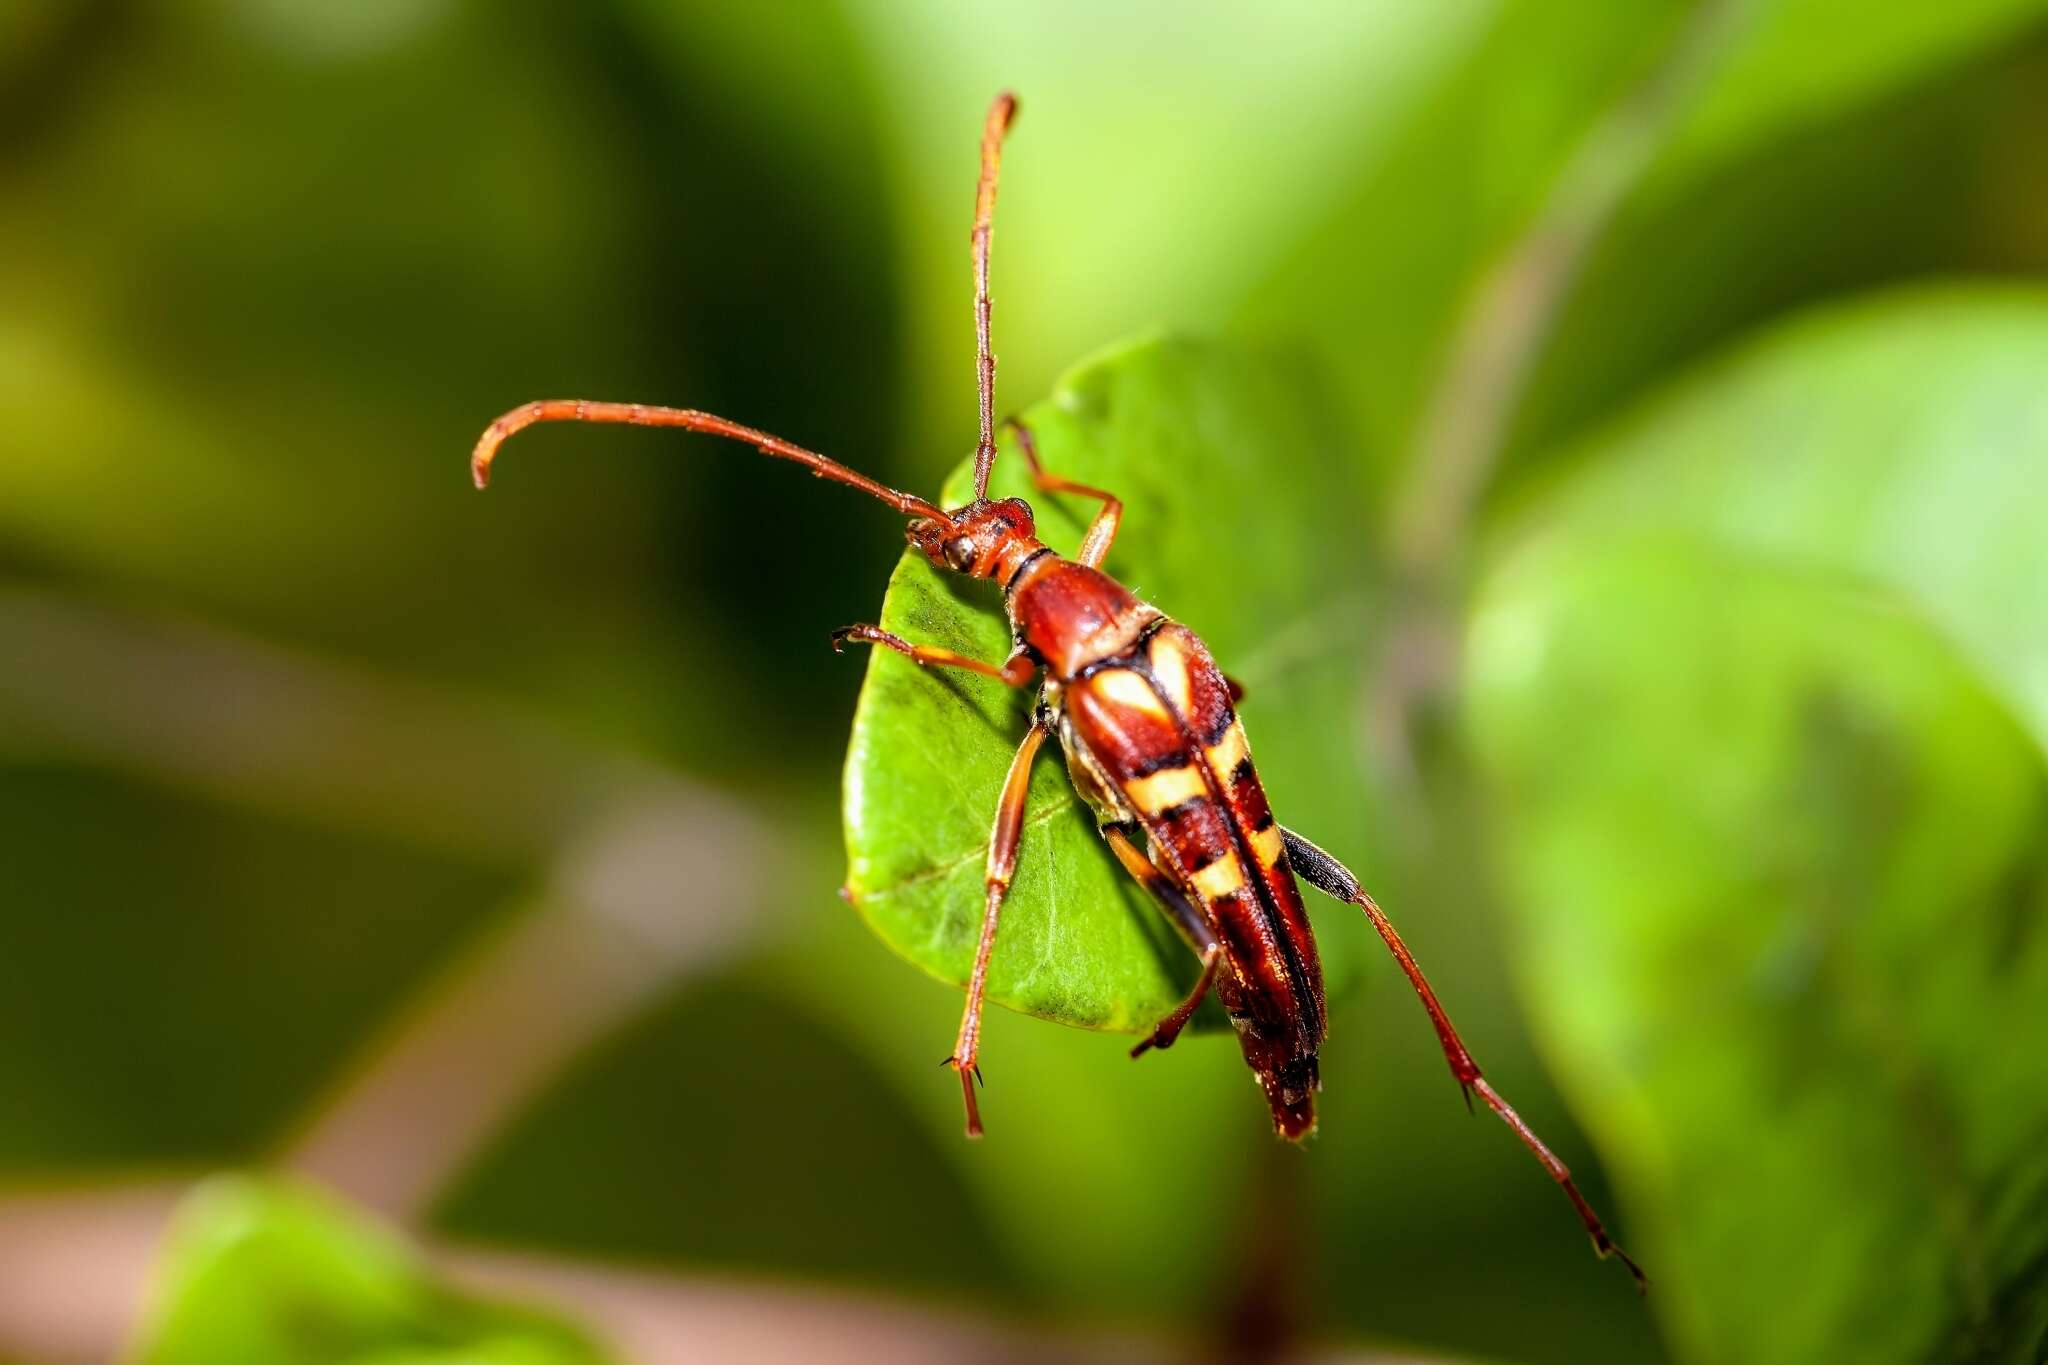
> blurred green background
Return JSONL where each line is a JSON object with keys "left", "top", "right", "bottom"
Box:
{"left": 3, "top": 3, "right": 2047, "bottom": 1363}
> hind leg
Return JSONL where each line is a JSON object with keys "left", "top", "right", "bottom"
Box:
{"left": 1102, "top": 823, "right": 1222, "bottom": 1057}
{"left": 1281, "top": 826, "right": 1646, "bottom": 1290}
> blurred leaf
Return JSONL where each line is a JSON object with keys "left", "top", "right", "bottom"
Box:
{"left": 843, "top": 334, "right": 1379, "bottom": 1032}
{"left": 1465, "top": 287, "right": 2048, "bottom": 1362}
{"left": 1513, "top": 35, "right": 2048, "bottom": 472}
{"left": 1640, "top": 0, "right": 2048, "bottom": 196}
{"left": 1242, "top": 0, "right": 2048, "bottom": 489}
{"left": 1469, "top": 543, "right": 2048, "bottom": 1363}
{"left": 1240, "top": 0, "right": 1686, "bottom": 489}
{"left": 1501, "top": 285, "right": 2048, "bottom": 752}
{"left": 131, "top": 1176, "right": 610, "bottom": 1365}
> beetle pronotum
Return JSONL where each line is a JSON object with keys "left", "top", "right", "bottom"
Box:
{"left": 471, "top": 91, "right": 1643, "bottom": 1290}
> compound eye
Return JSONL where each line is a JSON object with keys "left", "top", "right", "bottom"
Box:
{"left": 943, "top": 537, "right": 977, "bottom": 572}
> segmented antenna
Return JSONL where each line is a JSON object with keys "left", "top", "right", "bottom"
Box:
{"left": 970, "top": 91, "right": 1019, "bottom": 501}
{"left": 471, "top": 400, "right": 947, "bottom": 521}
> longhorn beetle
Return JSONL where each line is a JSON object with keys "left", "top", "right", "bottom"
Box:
{"left": 471, "top": 92, "right": 1643, "bottom": 1290}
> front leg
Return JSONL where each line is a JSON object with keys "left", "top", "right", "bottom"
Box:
{"left": 1004, "top": 418, "right": 1122, "bottom": 569}
{"left": 831, "top": 623, "right": 1037, "bottom": 687}
{"left": 1281, "top": 826, "right": 1647, "bottom": 1291}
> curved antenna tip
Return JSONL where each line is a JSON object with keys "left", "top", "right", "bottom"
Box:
{"left": 470, "top": 407, "right": 529, "bottom": 490}
{"left": 462, "top": 399, "right": 944, "bottom": 518}
{"left": 993, "top": 90, "right": 1019, "bottom": 127}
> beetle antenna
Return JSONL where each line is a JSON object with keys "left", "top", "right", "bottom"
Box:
{"left": 970, "top": 91, "right": 1018, "bottom": 502}
{"left": 471, "top": 400, "right": 948, "bottom": 522}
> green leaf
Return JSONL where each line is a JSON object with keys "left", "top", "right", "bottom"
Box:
{"left": 1242, "top": 0, "right": 2048, "bottom": 481}
{"left": 131, "top": 1176, "right": 611, "bottom": 1365}
{"left": 1501, "top": 284, "right": 2048, "bottom": 753}
{"left": 1239, "top": 0, "right": 1689, "bottom": 481}
{"left": 842, "top": 334, "right": 1377, "bottom": 1032}
{"left": 1466, "top": 288, "right": 2048, "bottom": 1362}
{"left": 1512, "top": 40, "right": 2048, "bottom": 476}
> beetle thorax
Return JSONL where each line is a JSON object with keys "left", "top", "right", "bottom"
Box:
{"left": 1007, "top": 558, "right": 1162, "bottom": 681}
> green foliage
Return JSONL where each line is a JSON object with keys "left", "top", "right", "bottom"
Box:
{"left": 1467, "top": 288, "right": 2048, "bottom": 1363}
{"left": 842, "top": 335, "right": 1376, "bottom": 1031}
{"left": 131, "top": 1177, "right": 610, "bottom": 1365}
{"left": 1643, "top": 0, "right": 2048, "bottom": 190}
{"left": 1501, "top": 286, "right": 2048, "bottom": 748}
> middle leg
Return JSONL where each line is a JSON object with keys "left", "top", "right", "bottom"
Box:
{"left": 946, "top": 716, "right": 1051, "bottom": 1136}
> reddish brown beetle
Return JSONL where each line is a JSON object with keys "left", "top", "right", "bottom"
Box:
{"left": 472, "top": 92, "right": 1643, "bottom": 1290}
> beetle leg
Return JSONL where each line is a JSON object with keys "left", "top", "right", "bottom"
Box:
{"left": 1003, "top": 418, "right": 1123, "bottom": 568}
{"left": 1103, "top": 824, "right": 1223, "bottom": 1057}
{"left": 1103, "top": 823, "right": 1213, "bottom": 952}
{"left": 831, "top": 624, "right": 1036, "bottom": 686}
{"left": 1279, "top": 829, "right": 1479, "bottom": 1095}
{"left": 1132, "top": 949, "right": 1220, "bottom": 1059}
{"left": 946, "top": 717, "right": 1052, "bottom": 1136}
{"left": 1281, "top": 826, "right": 1647, "bottom": 1292}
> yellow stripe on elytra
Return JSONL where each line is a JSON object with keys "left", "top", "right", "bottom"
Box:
{"left": 1091, "top": 668, "right": 1169, "bottom": 718}
{"left": 1147, "top": 632, "right": 1194, "bottom": 715}
{"left": 1204, "top": 719, "right": 1249, "bottom": 783}
{"left": 1125, "top": 764, "right": 1206, "bottom": 815}
{"left": 1190, "top": 853, "right": 1247, "bottom": 899}
{"left": 1249, "top": 821, "right": 1285, "bottom": 869}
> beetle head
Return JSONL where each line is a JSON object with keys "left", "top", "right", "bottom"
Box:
{"left": 908, "top": 497, "right": 1036, "bottom": 579}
